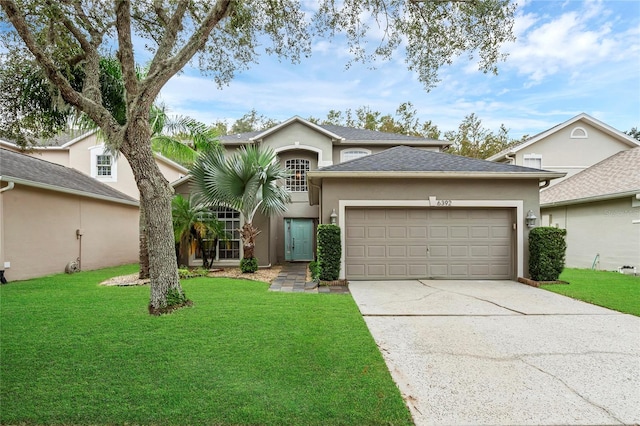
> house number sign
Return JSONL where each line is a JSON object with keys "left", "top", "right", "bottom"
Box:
{"left": 428, "top": 196, "right": 453, "bottom": 207}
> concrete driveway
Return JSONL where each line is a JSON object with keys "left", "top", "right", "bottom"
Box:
{"left": 349, "top": 280, "right": 640, "bottom": 426}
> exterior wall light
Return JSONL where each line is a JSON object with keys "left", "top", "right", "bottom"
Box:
{"left": 526, "top": 210, "right": 537, "bottom": 228}
{"left": 330, "top": 209, "right": 338, "bottom": 225}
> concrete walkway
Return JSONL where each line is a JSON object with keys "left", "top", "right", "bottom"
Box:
{"left": 350, "top": 280, "right": 640, "bottom": 426}
{"left": 269, "top": 262, "right": 349, "bottom": 294}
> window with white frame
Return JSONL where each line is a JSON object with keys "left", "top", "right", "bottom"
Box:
{"left": 89, "top": 145, "right": 117, "bottom": 181}
{"left": 96, "top": 155, "right": 113, "bottom": 177}
{"left": 285, "top": 158, "right": 309, "bottom": 192}
{"left": 341, "top": 148, "right": 371, "bottom": 162}
{"left": 523, "top": 154, "right": 542, "bottom": 169}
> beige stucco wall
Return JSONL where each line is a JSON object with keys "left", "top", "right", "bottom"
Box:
{"left": 516, "top": 122, "right": 632, "bottom": 185}
{"left": 0, "top": 185, "right": 139, "bottom": 281}
{"left": 318, "top": 177, "right": 542, "bottom": 279}
{"left": 261, "top": 122, "right": 334, "bottom": 166}
{"left": 542, "top": 197, "right": 640, "bottom": 271}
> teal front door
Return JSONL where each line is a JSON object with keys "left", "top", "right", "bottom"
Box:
{"left": 285, "top": 219, "right": 314, "bottom": 261}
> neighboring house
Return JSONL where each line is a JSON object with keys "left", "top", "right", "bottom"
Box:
{"left": 0, "top": 129, "right": 188, "bottom": 200}
{"left": 175, "top": 116, "right": 563, "bottom": 280}
{"left": 0, "top": 148, "right": 140, "bottom": 282}
{"left": 540, "top": 148, "right": 640, "bottom": 271}
{"left": 487, "top": 113, "right": 639, "bottom": 186}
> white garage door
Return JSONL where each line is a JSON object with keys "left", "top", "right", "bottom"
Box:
{"left": 345, "top": 208, "right": 513, "bottom": 280}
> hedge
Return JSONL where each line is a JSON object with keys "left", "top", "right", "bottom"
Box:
{"left": 529, "top": 227, "right": 567, "bottom": 281}
{"left": 317, "top": 224, "right": 341, "bottom": 281}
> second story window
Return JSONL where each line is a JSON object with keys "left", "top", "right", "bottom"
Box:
{"left": 523, "top": 154, "right": 542, "bottom": 169}
{"left": 96, "top": 155, "right": 113, "bottom": 177}
{"left": 285, "top": 158, "right": 309, "bottom": 192}
{"left": 341, "top": 149, "right": 371, "bottom": 162}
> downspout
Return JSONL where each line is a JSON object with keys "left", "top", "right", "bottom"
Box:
{"left": 0, "top": 181, "right": 15, "bottom": 284}
{"left": 505, "top": 154, "right": 515, "bottom": 165}
{"left": 0, "top": 181, "right": 15, "bottom": 193}
{"left": 539, "top": 180, "right": 551, "bottom": 189}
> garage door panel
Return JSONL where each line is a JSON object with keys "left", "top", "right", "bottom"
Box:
{"left": 367, "top": 246, "right": 386, "bottom": 257}
{"left": 430, "top": 226, "right": 448, "bottom": 238}
{"left": 388, "top": 226, "right": 406, "bottom": 238}
{"left": 346, "top": 207, "right": 513, "bottom": 280}
{"left": 367, "top": 226, "right": 385, "bottom": 238}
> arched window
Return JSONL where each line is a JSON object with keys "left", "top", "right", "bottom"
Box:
{"left": 341, "top": 148, "right": 371, "bottom": 162}
{"left": 285, "top": 159, "right": 310, "bottom": 192}
{"left": 570, "top": 127, "right": 588, "bottom": 138}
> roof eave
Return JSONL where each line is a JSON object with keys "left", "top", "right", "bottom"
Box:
{"left": 307, "top": 171, "right": 566, "bottom": 181}
{"left": 249, "top": 116, "right": 345, "bottom": 142}
{"left": 541, "top": 190, "right": 640, "bottom": 208}
{"left": 0, "top": 175, "right": 140, "bottom": 207}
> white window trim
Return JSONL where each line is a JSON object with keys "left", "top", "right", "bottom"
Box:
{"left": 89, "top": 145, "right": 117, "bottom": 182}
{"left": 274, "top": 144, "right": 333, "bottom": 167}
{"left": 523, "top": 153, "right": 543, "bottom": 169}
{"left": 338, "top": 198, "right": 525, "bottom": 280}
{"left": 190, "top": 208, "right": 244, "bottom": 266}
{"left": 340, "top": 148, "right": 371, "bottom": 163}
{"left": 570, "top": 126, "right": 588, "bottom": 139}
{"left": 285, "top": 158, "right": 310, "bottom": 192}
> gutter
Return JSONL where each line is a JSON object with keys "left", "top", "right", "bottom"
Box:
{"left": 541, "top": 191, "right": 640, "bottom": 208}
{"left": 0, "top": 176, "right": 139, "bottom": 207}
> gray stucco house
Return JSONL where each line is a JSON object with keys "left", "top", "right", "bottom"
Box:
{"left": 174, "top": 116, "right": 563, "bottom": 280}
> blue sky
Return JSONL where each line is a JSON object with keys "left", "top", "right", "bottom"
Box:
{"left": 159, "top": 0, "right": 640, "bottom": 139}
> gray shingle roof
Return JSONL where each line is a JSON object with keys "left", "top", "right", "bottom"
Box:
{"left": 317, "top": 146, "right": 558, "bottom": 174}
{"left": 540, "top": 148, "right": 640, "bottom": 205}
{"left": 0, "top": 148, "right": 138, "bottom": 204}
{"left": 1, "top": 129, "right": 94, "bottom": 148}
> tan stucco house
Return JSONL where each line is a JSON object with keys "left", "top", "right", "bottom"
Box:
{"left": 0, "top": 130, "right": 188, "bottom": 200}
{"left": 488, "top": 113, "right": 640, "bottom": 186}
{"left": 541, "top": 148, "right": 640, "bottom": 271}
{"left": 175, "top": 116, "right": 563, "bottom": 280}
{"left": 0, "top": 149, "right": 140, "bottom": 281}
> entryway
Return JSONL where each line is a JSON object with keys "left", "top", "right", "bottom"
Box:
{"left": 284, "top": 218, "right": 314, "bottom": 261}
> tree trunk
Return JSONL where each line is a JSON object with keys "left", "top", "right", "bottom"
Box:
{"left": 240, "top": 222, "right": 260, "bottom": 259}
{"left": 121, "top": 122, "right": 183, "bottom": 313}
{"left": 138, "top": 204, "right": 150, "bottom": 279}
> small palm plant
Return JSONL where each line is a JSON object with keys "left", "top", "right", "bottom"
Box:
{"left": 191, "top": 145, "right": 291, "bottom": 272}
{"left": 172, "top": 194, "right": 227, "bottom": 269}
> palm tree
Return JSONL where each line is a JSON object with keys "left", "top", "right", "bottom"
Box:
{"left": 171, "top": 194, "right": 227, "bottom": 268}
{"left": 191, "top": 145, "right": 291, "bottom": 268}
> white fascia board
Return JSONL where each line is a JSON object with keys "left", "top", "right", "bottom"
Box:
{"left": 171, "top": 174, "right": 192, "bottom": 187}
{"left": 59, "top": 129, "right": 98, "bottom": 148}
{"left": 541, "top": 191, "right": 640, "bottom": 208}
{"left": 0, "top": 176, "right": 139, "bottom": 207}
{"left": 153, "top": 153, "right": 189, "bottom": 173}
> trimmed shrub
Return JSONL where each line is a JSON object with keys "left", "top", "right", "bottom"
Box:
{"left": 240, "top": 257, "right": 259, "bottom": 273}
{"left": 529, "top": 227, "right": 567, "bottom": 281}
{"left": 309, "top": 261, "right": 320, "bottom": 281}
{"left": 317, "top": 224, "right": 341, "bottom": 281}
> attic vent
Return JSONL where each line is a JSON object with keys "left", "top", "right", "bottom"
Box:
{"left": 570, "top": 126, "right": 588, "bottom": 139}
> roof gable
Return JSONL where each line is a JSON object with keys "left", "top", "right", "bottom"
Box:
{"left": 219, "top": 116, "right": 448, "bottom": 147}
{"left": 487, "top": 113, "right": 640, "bottom": 161}
{"left": 0, "top": 148, "right": 138, "bottom": 205}
{"left": 540, "top": 147, "right": 640, "bottom": 206}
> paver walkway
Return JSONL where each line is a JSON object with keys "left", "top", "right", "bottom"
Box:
{"left": 269, "top": 262, "right": 349, "bottom": 294}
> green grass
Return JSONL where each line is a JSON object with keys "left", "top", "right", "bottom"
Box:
{"left": 541, "top": 268, "right": 640, "bottom": 316}
{"left": 0, "top": 265, "right": 412, "bottom": 425}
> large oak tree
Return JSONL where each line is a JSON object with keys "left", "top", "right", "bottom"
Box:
{"left": 0, "top": 0, "right": 515, "bottom": 312}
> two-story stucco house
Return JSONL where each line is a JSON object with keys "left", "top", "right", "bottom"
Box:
{"left": 487, "top": 113, "right": 639, "bottom": 186}
{"left": 175, "top": 116, "right": 563, "bottom": 281}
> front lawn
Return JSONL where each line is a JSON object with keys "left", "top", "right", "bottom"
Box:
{"left": 541, "top": 268, "right": 640, "bottom": 316}
{"left": 0, "top": 265, "right": 412, "bottom": 425}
